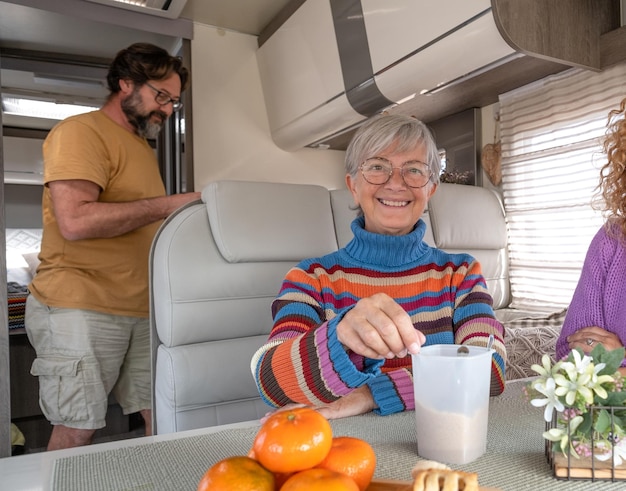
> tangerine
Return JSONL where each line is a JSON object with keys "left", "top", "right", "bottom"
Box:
{"left": 280, "top": 468, "right": 360, "bottom": 491}
{"left": 316, "top": 436, "right": 377, "bottom": 491}
{"left": 252, "top": 407, "right": 333, "bottom": 473}
{"left": 196, "top": 455, "right": 274, "bottom": 491}
{"left": 272, "top": 471, "right": 295, "bottom": 490}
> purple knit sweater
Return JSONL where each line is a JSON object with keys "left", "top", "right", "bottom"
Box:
{"left": 556, "top": 224, "right": 626, "bottom": 364}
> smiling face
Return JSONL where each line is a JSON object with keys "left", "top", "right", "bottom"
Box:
{"left": 346, "top": 141, "right": 437, "bottom": 236}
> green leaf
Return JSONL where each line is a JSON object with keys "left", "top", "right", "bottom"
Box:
{"left": 578, "top": 411, "right": 593, "bottom": 436}
{"left": 594, "top": 346, "right": 625, "bottom": 375}
{"left": 552, "top": 440, "right": 565, "bottom": 455}
{"left": 600, "top": 391, "right": 626, "bottom": 406}
{"left": 594, "top": 409, "right": 612, "bottom": 434}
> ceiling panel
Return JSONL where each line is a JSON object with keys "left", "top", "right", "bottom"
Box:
{"left": 0, "top": 0, "right": 294, "bottom": 121}
{"left": 181, "top": 0, "right": 293, "bottom": 36}
{"left": 0, "top": 1, "right": 184, "bottom": 59}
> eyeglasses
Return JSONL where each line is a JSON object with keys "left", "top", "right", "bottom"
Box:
{"left": 145, "top": 82, "right": 183, "bottom": 112}
{"left": 360, "top": 157, "right": 433, "bottom": 188}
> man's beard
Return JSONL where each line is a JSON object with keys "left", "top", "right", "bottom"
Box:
{"left": 121, "top": 88, "right": 168, "bottom": 140}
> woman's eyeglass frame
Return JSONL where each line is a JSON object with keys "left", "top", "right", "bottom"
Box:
{"left": 359, "top": 157, "right": 433, "bottom": 188}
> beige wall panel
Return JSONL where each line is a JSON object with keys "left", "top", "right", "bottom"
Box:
{"left": 190, "top": 24, "right": 346, "bottom": 190}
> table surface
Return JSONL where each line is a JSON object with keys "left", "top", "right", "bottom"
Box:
{"left": 2, "top": 378, "right": 626, "bottom": 491}
{"left": 0, "top": 418, "right": 257, "bottom": 491}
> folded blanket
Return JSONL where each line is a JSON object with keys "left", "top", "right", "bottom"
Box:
{"left": 7, "top": 283, "right": 29, "bottom": 330}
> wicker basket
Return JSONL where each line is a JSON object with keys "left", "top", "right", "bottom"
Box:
{"left": 546, "top": 406, "right": 626, "bottom": 482}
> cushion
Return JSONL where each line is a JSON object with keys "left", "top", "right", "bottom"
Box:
{"left": 428, "top": 183, "right": 506, "bottom": 250}
{"left": 503, "top": 309, "right": 567, "bottom": 380}
{"left": 22, "top": 252, "right": 41, "bottom": 278}
{"left": 6, "top": 228, "right": 42, "bottom": 285}
{"left": 329, "top": 188, "right": 357, "bottom": 249}
{"left": 202, "top": 180, "right": 338, "bottom": 263}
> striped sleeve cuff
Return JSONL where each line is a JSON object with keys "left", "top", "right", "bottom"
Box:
{"left": 325, "top": 317, "right": 384, "bottom": 388}
{"left": 366, "top": 373, "right": 407, "bottom": 416}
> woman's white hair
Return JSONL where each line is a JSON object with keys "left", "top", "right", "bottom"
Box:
{"left": 345, "top": 114, "right": 441, "bottom": 185}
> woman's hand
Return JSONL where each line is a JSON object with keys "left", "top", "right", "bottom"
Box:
{"left": 260, "top": 386, "right": 376, "bottom": 423}
{"left": 566, "top": 326, "right": 624, "bottom": 355}
{"left": 336, "top": 292, "right": 425, "bottom": 359}
{"left": 316, "top": 386, "right": 376, "bottom": 420}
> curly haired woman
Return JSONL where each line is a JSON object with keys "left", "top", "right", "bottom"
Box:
{"left": 556, "top": 98, "right": 626, "bottom": 364}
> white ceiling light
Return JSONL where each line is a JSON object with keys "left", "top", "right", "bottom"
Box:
{"left": 2, "top": 96, "right": 99, "bottom": 121}
{"left": 84, "top": 0, "right": 188, "bottom": 19}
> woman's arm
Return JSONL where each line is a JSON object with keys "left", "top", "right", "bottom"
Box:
{"left": 453, "top": 260, "right": 507, "bottom": 396}
{"left": 556, "top": 227, "right": 615, "bottom": 361}
{"left": 252, "top": 266, "right": 385, "bottom": 409}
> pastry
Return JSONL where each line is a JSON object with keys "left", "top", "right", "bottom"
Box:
{"left": 412, "top": 468, "right": 479, "bottom": 491}
{"left": 411, "top": 460, "right": 451, "bottom": 475}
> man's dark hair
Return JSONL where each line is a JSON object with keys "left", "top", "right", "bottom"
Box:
{"left": 106, "top": 42, "right": 189, "bottom": 94}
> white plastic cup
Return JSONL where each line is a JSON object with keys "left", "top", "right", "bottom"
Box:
{"left": 411, "top": 344, "right": 493, "bottom": 465}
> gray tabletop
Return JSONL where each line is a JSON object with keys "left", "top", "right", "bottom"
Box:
{"left": 51, "top": 379, "right": 626, "bottom": 490}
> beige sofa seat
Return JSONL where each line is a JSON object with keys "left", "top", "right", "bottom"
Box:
{"left": 428, "top": 183, "right": 510, "bottom": 310}
{"left": 150, "top": 181, "right": 562, "bottom": 434}
{"left": 150, "top": 181, "right": 338, "bottom": 434}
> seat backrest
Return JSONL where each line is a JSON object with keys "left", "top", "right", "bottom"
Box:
{"left": 150, "top": 180, "right": 338, "bottom": 434}
{"left": 427, "top": 183, "right": 510, "bottom": 309}
{"left": 150, "top": 180, "right": 509, "bottom": 434}
{"left": 329, "top": 188, "right": 356, "bottom": 248}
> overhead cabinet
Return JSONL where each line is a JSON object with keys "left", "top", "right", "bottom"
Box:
{"left": 257, "top": 0, "right": 621, "bottom": 151}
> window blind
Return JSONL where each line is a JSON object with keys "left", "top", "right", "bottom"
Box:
{"left": 499, "top": 63, "right": 626, "bottom": 312}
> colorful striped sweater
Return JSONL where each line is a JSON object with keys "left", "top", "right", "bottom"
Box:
{"left": 252, "top": 216, "right": 506, "bottom": 415}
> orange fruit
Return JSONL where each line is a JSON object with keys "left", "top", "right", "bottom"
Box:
{"left": 272, "top": 471, "right": 295, "bottom": 490}
{"left": 252, "top": 407, "right": 333, "bottom": 473}
{"left": 280, "top": 468, "right": 360, "bottom": 491}
{"left": 196, "top": 455, "right": 274, "bottom": 491}
{"left": 316, "top": 436, "right": 377, "bottom": 491}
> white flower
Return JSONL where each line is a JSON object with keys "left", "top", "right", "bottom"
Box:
{"left": 595, "top": 439, "right": 626, "bottom": 466}
{"left": 564, "top": 349, "right": 592, "bottom": 376}
{"left": 585, "top": 363, "right": 615, "bottom": 400}
{"left": 528, "top": 345, "right": 626, "bottom": 465}
{"left": 543, "top": 415, "right": 583, "bottom": 455}
{"left": 554, "top": 370, "right": 594, "bottom": 407}
{"left": 531, "top": 354, "right": 562, "bottom": 379}
{"left": 552, "top": 350, "right": 615, "bottom": 407}
{"left": 531, "top": 377, "right": 565, "bottom": 422}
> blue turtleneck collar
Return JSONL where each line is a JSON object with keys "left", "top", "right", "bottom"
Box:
{"left": 344, "top": 216, "right": 431, "bottom": 268}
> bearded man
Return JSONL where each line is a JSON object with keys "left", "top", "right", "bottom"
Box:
{"left": 25, "top": 43, "right": 200, "bottom": 450}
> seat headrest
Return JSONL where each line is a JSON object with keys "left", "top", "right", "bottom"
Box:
{"left": 202, "top": 180, "right": 338, "bottom": 263}
{"left": 428, "top": 183, "right": 507, "bottom": 250}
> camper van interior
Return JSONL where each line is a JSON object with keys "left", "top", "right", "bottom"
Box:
{"left": 2, "top": 0, "right": 626, "bottom": 488}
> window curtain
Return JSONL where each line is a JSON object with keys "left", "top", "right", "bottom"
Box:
{"left": 499, "top": 63, "right": 626, "bottom": 312}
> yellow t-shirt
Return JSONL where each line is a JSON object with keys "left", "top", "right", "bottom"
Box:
{"left": 29, "top": 110, "right": 165, "bottom": 317}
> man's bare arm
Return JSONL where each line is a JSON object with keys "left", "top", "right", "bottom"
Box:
{"left": 49, "top": 179, "right": 201, "bottom": 240}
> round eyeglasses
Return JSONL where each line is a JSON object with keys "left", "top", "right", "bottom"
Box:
{"left": 145, "top": 82, "right": 183, "bottom": 112}
{"left": 360, "top": 157, "right": 433, "bottom": 188}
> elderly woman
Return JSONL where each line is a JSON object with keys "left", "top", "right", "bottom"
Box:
{"left": 556, "top": 97, "right": 626, "bottom": 366}
{"left": 252, "top": 114, "right": 506, "bottom": 419}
